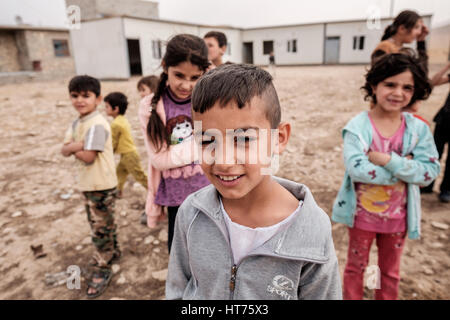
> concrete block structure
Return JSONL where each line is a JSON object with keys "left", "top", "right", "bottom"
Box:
{"left": 0, "top": 25, "right": 75, "bottom": 80}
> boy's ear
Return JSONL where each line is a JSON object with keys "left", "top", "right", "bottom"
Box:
{"left": 220, "top": 45, "right": 227, "bottom": 56}
{"left": 96, "top": 95, "right": 103, "bottom": 105}
{"left": 273, "top": 122, "right": 291, "bottom": 155}
{"left": 161, "top": 61, "right": 167, "bottom": 72}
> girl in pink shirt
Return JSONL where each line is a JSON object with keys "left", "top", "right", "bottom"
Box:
{"left": 337, "top": 53, "right": 435, "bottom": 300}
{"left": 138, "top": 34, "right": 211, "bottom": 252}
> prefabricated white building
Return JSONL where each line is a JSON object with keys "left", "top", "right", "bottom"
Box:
{"left": 70, "top": 16, "right": 242, "bottom": 79}
{"left": 70, "top": 15, "right": 432, "bottom": 79}
{"left": 241, "top": 15, "right": 431, "bottom": 65}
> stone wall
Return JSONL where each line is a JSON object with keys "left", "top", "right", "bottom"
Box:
{"left": 0, "top": 31, "right": 21, "bottom": 72}
{"left": 24, "top": 30, "right": 75, "bottom": 76}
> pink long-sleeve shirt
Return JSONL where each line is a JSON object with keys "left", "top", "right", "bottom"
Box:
{"left": 138, "top": 94, "right": 198, "bottom": 228}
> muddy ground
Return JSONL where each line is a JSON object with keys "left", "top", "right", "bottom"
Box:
{"left": 0, "top": 65, "right": 448, "bottom": 300}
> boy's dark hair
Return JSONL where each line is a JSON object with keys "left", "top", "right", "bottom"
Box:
{"left": 362, "top": 52, "right": 432, "bottom": 107}
{"left": 68, "top": 75, "right": 101, "bottom": 97}
{"left": 204, "top": 31, "right": 227, "bottom": 48}
{"left": 192, "top": 64, "right": 281, "bottom": 128}
{"left": 381, "top": 10, "right": 421, "bottom": 41}
{"left": 137, "top": 75, "right": 159, "bottom": 93}
{"left": 104, "top": 92, "right": 128, "bottom": 115}
{"left": 147, "top": 34, "right": 210, "bottom": 152}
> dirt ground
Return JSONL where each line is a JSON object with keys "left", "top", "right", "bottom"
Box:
{"left": 0, "top": 64, "right": 448, "bottom": 300}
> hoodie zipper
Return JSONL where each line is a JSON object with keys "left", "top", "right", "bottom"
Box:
{"left": 229, "top": 264, "right": 237, "bottom": 298}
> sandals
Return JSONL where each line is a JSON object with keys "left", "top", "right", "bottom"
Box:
{"left": 86, "top": 269, "right": 113, "bottom": 299}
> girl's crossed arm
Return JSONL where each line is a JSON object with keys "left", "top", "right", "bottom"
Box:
{"left": 343, "top": 131, "right": 398, "bottom": 185}
{"left": 383, "top": 126, "right": 440, "bottom": 186}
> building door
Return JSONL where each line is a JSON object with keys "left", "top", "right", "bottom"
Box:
{"left": 324, "top": 37, "right": 340, "bottom": 64}
{"left": 127, "top": 39, "right": 142, "bottom": 75}
{"left": 243, "top": 42, "right": 253, "bottom": 64}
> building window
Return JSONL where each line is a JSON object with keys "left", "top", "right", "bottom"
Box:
{"left": 152, "top": 40, "right": 162, "bottom": 59}
{"left": 353, "top": 36, "right": 365, "bottom": 51}
{"left": 53, "top": 39, "right": 70, "bottom": 57}
{"left": 263, "top": 41, "right": 274, "bottom": 55}
{"left": 287, "top": 39, "right": 297, "bottom": 53}
{"left": 359, "top": 36, "right": 365, "bottom": 50}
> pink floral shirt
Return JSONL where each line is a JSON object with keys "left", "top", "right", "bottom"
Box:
{"left": 354, "top": 114, "right": 407, "bottom": 233}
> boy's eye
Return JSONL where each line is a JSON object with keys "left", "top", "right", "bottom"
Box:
{"left": 234, "top": 136, "right": 256, "bottom": 143}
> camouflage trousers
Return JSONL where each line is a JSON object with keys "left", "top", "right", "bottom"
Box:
{"left": 83, "top": 187, "right": 119, "bottom": 271}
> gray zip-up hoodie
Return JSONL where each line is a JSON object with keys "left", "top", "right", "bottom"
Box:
{"left": 165, "top": 176, "right": 342, "bottom": 300}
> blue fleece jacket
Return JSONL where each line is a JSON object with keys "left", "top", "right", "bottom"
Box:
{"left": 332, "top": 111, "right": 440, "bottom": 239}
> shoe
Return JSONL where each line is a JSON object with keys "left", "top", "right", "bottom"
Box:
{"left": 140, "top": 212, "right": 147, "bottom": 225}
{"left": 439, "top": 191, "right": 450, "bottom": 203}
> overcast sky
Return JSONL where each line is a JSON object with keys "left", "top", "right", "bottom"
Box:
{"left": 0, "top": 0, "right": 449, "bottom": 29}
{"left": 155, "top": 0, "right": 450, "bottom": 28}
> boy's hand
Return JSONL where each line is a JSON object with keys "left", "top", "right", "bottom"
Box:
{"left": 61, "top": 141, "right": 84, "bottom": 157}
{"left": 368, "top": 151, "right": 391, "bottom": 166}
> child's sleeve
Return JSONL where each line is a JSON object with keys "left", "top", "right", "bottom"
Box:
{"left": 110, "top": 122, "right": 120, "bottom": 153}
{"left": 84, "top": 125, "right": 108, "bottom": 152}
{"left": 383, "top": 125, "right": 440, "bottom": 186}
{"left": 343, "top": 131, "right": 398, "bottom": 185}
{"left": 298, "top": 234, "right": 342, "bottom": 300}
{"left": 165, "top": 205, "right": 191, "bottom": 300}
{"left": 148, "top": 140, "right": 198, "bottom": 171}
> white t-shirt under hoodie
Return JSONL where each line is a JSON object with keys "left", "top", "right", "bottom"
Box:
{"left": 220, "top": 198, "right": 303, "bottom": 265}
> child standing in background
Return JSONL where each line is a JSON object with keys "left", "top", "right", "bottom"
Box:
{"left": 332, "top": 53, "right": 439, "bottom": 300}
{"left": 138, "top": 34, "right": 211, "bottom": 252}
{"left": 61, "top": 75, "right": 119, "bottom": 298}
{"left": 136, "top": 75, "right": 159, "bottom": 224}
{"left": 371, "top": 10, "right": 429, "bottom": 72}
{"left": 203, "top": 31, "right": 227, "bottom": 67}
{"left": 104, "top": 92, "right": 148, "bottom": 198}
{"left": 137, "top": 75, "right": 159, "bottom": 99}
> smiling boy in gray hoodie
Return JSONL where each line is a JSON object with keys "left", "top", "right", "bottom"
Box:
{"left": 165, "top": 64, "right": 342, "bottom": 300}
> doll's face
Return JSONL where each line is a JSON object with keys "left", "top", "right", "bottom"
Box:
{"left": 172, "top": 120, "right": 193, "bottom": 139}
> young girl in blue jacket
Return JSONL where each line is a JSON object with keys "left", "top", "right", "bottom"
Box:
{"left": 332, "top": 52, "right": 439, "bottom": 300}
